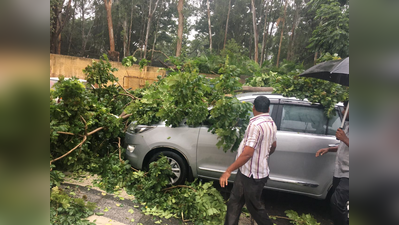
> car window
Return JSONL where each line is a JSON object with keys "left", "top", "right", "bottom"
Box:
{"left": 327, "top": 110, "right": 341, "bottom": 135}
{"left": 280, "top": 105, "right": 327, "bottom": 135}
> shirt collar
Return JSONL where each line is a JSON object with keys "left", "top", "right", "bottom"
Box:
{"left": 252, "top": 113, "right": 270, "bottom": 119}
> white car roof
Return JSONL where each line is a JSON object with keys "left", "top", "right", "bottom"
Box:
{"left": 236, "top": 92, "right": 344, "bottom": 106}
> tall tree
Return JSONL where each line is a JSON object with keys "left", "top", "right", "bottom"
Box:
{"left": 223, "top": 0, "right": 232, "bottom": 50}
{"left": 307, "top": 0, "right": 349, "bottom": 58}
{"left": 104, "top": 0, "right": 119, "bottom": 61}
{"left": 176, "top": 0, "right": 184, "bottom": 56}
{"left": 287, "top": 0, "right": 300, "bottom": 61}
{"left": 260, "top": 0, "right": 271, "bottom": 64}
{"left": 251, "top": 0, "right": 259, "bottom": 64}
{"left": 50, "top": 0, "right": 73, "bottom": 54}
{"left": 276, "top": 0, "right": 288, "bottom": 67}
{"left": 127, "top": 1, "right": 135, "bottom": 56}
{"left": 206, "top": 0, "right": 212, "bottom": 52}
{"left": 143, "top": 0, "right": 160, "bottom": 59}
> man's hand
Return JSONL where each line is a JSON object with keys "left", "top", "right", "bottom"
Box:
{"left": 220, "top": 171, "right": 231, "bottom": 188}
{"left": 336, "top": 128, "right": 349, "bottom": 146}
{"left": 336, "top": 128, "right": 347, "bottom": 141}
{"left": 316, "top": 148, "right": 329, "bottom": 157}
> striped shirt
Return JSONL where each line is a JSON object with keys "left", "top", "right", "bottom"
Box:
{"left": 236, "top": 113, "right": 277, "bottom": 179}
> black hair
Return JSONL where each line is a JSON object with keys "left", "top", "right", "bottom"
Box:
{"left": 343, "top": 101, "right": 349, "bottom": 108}
{"left": 254, "top": 96, "right": 270, "bottom": 113}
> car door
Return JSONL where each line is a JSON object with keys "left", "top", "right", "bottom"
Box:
{"left": 266, "top": 100, "right": 341, "bottom": 199}
{"left": 196, "top": 99, "right": 276, "bottom": 182}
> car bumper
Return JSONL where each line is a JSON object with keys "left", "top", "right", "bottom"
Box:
{"left": 124, "top": 132, "right": 151, "bottom": 170}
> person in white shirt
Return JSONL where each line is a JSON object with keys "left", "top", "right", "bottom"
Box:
{"left": 316, "top": 101, "right": 349, "bottom": 225}
{"left": 220, "top": 96, "right": 277, "bottom": 225}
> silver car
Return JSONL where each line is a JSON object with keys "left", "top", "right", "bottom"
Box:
{"left": 124, "top": 92, "right": 343, "bottom": 199}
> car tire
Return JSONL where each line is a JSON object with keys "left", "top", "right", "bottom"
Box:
{"left": 149, "top": 151, "right": 188, "bottom": 185}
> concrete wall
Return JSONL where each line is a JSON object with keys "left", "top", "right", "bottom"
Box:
{"left": 50, "top": 54, "right": 166, "bottom": 89}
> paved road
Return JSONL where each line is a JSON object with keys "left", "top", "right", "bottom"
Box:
{"left": 62, "top": 174, "right": 333, "bottom": 225}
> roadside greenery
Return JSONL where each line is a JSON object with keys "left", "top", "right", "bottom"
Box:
{"left": 50, "top": 186, "right": 96, "bottom": 225}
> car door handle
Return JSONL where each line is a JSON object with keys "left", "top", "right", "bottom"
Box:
{"left": 329, "top": 143, "right": 339, "bottom": 147}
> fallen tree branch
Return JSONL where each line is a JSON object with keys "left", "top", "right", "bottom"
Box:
{"left": 121, "top": 113, "right": 132, "bottom": 119}
{"left": 119, "top": 93, "right": 138, "bottom": 100}
{"left": 181, "top": 211, "right": 190, "bottom": 222}
{"left": 162, "top": 185, "right": 197, "bottom": 192}
{"left": 80, "top": 115, "right": 88, "bottom": 134}
{"left": 158, "top": 60, "right": 176, "bottom": 70}
{"left": 50, "top": 135, "right": 87, "bottom": 166}
{"left": 57, "top": 131, "right": 75, "bottom": 135}
{"left": 87, "top": 127, "right": 104, "bottom": 136}
{"left": 117, "top": 137, "right": 123, "bottom": 163}
{"left": 130, "top": 167, "right": 148, "bottom": 176}
{"left": 116, "top": 81, "right": 139, "bottom": 100}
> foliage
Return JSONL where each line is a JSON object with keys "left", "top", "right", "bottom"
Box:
{"left": 50, "top": 55, "right": 129, "bottom": 171}
{"left": 139, "top": 58, "right": 151, "bottom": 70}
{"left": 245, "top": 56, "right": 348, "bottom": 117}
{"left": 122, "top": 55, "right": 138, "bottom": 67}
{"left": 50, "top": 165, "right": 65, "bottom": 189}
{"left": 124, "top": 56, "right": 252, "bottom": 152}
{"left": 91, "top": 148, "right": 135, "bottom": 193}
{"left": 284, "top": 210, "right": 320, "bottom": 225}
{"left": 127, "top": 156, "right": 227, "bottom": 225}
{"left": 307, "top": 0, "right": 349, "bottom": 57}
{"left": 50, "top": 186, "right": 96, "bottom": 225}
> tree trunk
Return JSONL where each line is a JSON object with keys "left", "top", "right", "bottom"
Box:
{"left": 260, "top": 1, "right": 270, "bottom": 64}
{"left": 51, "top": 0, "right": 72, "bottom": 54}
{"left": 176, "top": 0, "right": 184, "bottom": 57}
{"left": 138, "top": 3, "right": 146, "bottom": 58}
{"left": 151, "top": 13, "right": 160, "bottom": 61}
{"left": 251, "top": 0, "right": 259, "bottom": 64}
{"left": 104, "top": 0, "right": 115, "bottom": 52}
{"left": 123, "top": 19, "right": 128, "bottom": 57}
{"left": 314, "top": 51, "right": 318, "bottom": 65}
{"left": 57, "top": 32, "right": 62, "bottom": 54}
{"left": 143, "top": 0, "right": 160, "bottom": 59}
{"left": 276, "top": 0, "right": 288, "bottom": 67}
{"left": 80, "top": 0, "right": 86, "bottom": 56}
{"left": 287, "top": 2, "right": 299, "bottom": 61}
{"left": 223, "top": 0, "right": 232, "bottom": 50}
{"left": 67, "top": 2, "right": 76, "bottom": 55}
{"left": 127, "top": 2, "right": 134, "bottom": 56}
{"left": 207, "top": 0, "right": 212, "bottom": 52}
{"left": 265, "top": 12, "right": 274, "bottom": 58}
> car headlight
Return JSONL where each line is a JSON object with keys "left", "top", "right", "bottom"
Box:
{"left": 133, "top": 126, "right": 154, "bottom": 133}
{"left": 127, "top": 145, "right": 135, "bottom": 153}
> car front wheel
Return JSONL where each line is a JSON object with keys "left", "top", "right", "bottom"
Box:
{"left": 149, "top": 151, "right": 188, "bottom": 185}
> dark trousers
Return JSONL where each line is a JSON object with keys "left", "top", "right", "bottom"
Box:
{"left": 224, "top": 170, "right": 273, "bottom": 225}
{"left": 330, "top": 177, "right": 349, "bottom": 225}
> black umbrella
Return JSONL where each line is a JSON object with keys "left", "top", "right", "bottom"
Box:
{"left": 300, "top": 57, "right": 349, "bottom": 86}
{"left": 299, "top": 57, "right": 349, "bottom": 128}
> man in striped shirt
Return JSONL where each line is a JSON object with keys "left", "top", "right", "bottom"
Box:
{"left": 220, "top": 96, "right": 277, "bottom": 225}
